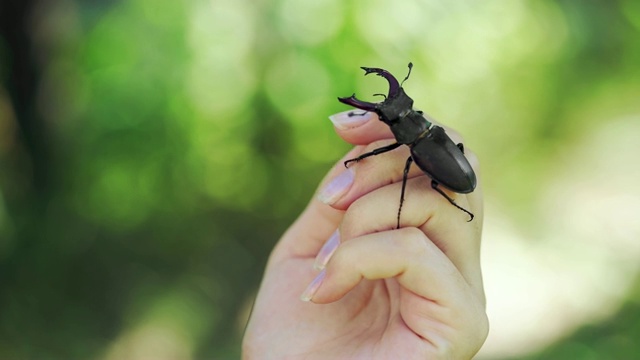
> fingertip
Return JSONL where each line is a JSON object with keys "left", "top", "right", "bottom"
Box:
{"left": 316, "top": 166, "right": 355, "bottom": 206}
{"left": 328, "top": 110, "right": 394, "bottom": 145}
{"left": 463, "top": 147, "right": 481, "bottom": 177}
{"left": 300, "top": 269, "right": 326, "bottom": 302}
{"left": 328, "top": 110, "right": 375, "bottom": 130}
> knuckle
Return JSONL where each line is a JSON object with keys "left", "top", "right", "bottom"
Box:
{"left": 463, "top": 147, "right": 481, "bottom": 175}
{"left": 364, "top": 138, "right": 396, "bottom": 153}
{"left": 446, "top": 127, "right": 464, "bottom": 144}
{"left": 424, "top": 114, "right": 463, "bottom": 144}
{"left": 327, "top": 236, "right": 358, "bottom": 272}
{"left": 393, "top": 227, "right": 430, "bottom": 255}
{"left": 340, "top": 195, "right": 388, "bottom": 236}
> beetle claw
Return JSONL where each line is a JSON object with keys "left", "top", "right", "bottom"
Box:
{"left": 337, "top": 94, "right": 377, "bottom": 111}
{"left": 339, "top": 66, "right": 403, "bottom": 110}
{"left": 360, "top": 67, "right": 400, "bottom": 98}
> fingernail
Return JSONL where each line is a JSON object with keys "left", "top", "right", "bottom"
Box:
{"left": 300, "top": 269, "right": 326, "bottom": 302}
{"left": 317, "top": 167, "right": 355, "bottom": 205}
{"left": 314, "top": 230, "right": 340, "bottom": 270}
{"left": 329, "top": 110, "right": 374, "bottom": 130}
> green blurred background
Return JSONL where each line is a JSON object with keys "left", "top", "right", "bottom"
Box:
{"left": 1, "top": 0, "right": 639, "bottom": 359}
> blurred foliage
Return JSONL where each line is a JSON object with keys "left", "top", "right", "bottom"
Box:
{"left": 510, "top": 275, "right": 640, "bottom": 360}
{"left": 0, "top": 0, "right": 639, "bottom": 359}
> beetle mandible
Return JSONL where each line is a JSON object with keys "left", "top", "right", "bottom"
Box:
{"left": 338, "top": 63, "right": 476, "bottom": 228}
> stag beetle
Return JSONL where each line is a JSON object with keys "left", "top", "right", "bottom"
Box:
{"left": 338, "top": 63, "right": 476, "bottom": 227}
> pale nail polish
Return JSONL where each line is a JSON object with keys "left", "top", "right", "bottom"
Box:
{"left": 317, "top": 167, "right": 355, "bottom": 205}
{"left": 314, "top": 230, "right": 340, "bottom": 270}
{"left": 329, "top": 110, "right": 374, "bottom": 130}
{"left": 300, "top": 269, "right": 326, "bottom": 302}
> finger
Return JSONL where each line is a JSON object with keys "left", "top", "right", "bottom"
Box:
{"left": 319, "top": 138, "right": 482, "bottom": 221}
{"left": 270, "top": 146, "right": 362, "bottom": 263}
{"left": 303, "top": 227, "right": 489, "bottom": 357}
{"left": 461, "top": 148, "right": 484, "bottom": 229}
{"left": 339, "top": 176, "right": 484, "bottom": 299}
{"left": 328, "top": 110, "right": 394, "bottom": 145}
{"left": 318, "top": 139, "right": 424, "bottom": 211}
{"left": 309, "top": 228, "right": 473, "bottom": 308}
{"left": 325, "top": 109, "right": 479, "bottom": 213}
{"left": 329, "top": 109, "right": 467, "bottom": 147}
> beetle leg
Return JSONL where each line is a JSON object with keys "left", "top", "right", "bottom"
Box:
{"left": 347, "top": 111, "right": 369, "bottom": 117}
{"left": 397, "top": 156, "right": 414, "bottom": 229}
{"left": 344, "top": 142, "right": 401, "bottom": 168}
{"left": 431, "top": 180, "right": 474, "bottom": 222}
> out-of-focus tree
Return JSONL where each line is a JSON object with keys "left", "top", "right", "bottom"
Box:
{"left": 0, "top": 0, "right": 639, "bottom": 358}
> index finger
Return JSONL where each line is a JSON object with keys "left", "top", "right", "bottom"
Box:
{"left": 326, "top": 109, "right": 482, "bottom": 223}
{"left": 329, "top": 110, "right": 468, "bottom": 146}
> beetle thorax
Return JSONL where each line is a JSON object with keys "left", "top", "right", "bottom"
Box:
{"left": 376, "top": 88, "right": 414, "bottom": 125}
{"left": 388, "top": 110, "right": 430, "bottom": 144}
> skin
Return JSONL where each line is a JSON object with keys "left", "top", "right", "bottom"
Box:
{"left": 243, "top": 112, "right": 488, "bottom": 359}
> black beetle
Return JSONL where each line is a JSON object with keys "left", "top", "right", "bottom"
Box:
{"left": 338, "top": 63, "right": 476, "bottom": 227}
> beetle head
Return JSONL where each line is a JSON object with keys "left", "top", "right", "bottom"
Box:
{"left": 338, "top": 65, "right": 414, "bottom": 125}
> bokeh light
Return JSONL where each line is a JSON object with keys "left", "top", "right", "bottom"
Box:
{"left": 1, "top": 0, "right": 639, "bottom": 358}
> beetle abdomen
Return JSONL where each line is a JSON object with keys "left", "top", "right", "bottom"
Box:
{"left": 411, "top": 126, "right": 476, "bottom": 193}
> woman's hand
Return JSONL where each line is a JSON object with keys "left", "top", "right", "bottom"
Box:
{"left": 243, "top": 111, "right": 488, "bottom": 359}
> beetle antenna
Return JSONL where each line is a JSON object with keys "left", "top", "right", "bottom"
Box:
{"left": 400, "top": 62, "right": 413, "bottom": 87}
{"left": 373, "top": 93, "right": 387, "bottom": 100}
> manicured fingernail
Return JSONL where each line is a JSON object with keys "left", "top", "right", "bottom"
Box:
{"left": 317, "top": 167, "right": 355, "bottom": 205}
{"left": 329, "top": 110, "right": 374, "bottom": 130}
{"left": 300, "top": 269, "right": 326, "bottom": 302}
{"left": 314, "top": 230, "right": 340, "bottom": 270}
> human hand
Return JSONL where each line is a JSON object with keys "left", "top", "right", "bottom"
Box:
{"left": 243, "top": 110, "right": 488, "bottom": 359}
